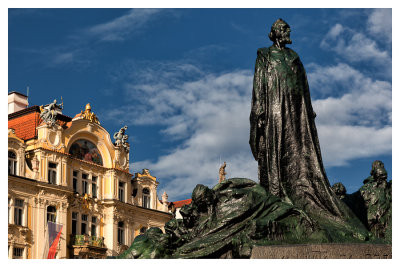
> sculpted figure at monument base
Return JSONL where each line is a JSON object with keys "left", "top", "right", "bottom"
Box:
{"left": 117, "top": 178, "right": 372, "bottom": 259}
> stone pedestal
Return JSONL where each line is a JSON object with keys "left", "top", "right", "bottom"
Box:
{"left": 250, "top": 243, "right": 392, "bottom": 259}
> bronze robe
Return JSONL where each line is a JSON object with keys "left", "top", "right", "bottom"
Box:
{"left": 249, "top": 46, "right": 344, "bottom": 218}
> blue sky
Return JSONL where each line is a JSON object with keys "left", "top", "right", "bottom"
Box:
{"left": 8, "top": 8, "right": 392, "bottom": 201}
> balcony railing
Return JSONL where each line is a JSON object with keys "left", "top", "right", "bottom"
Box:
{"left": 70, "top": 234, "right": 105, "bottom": 248}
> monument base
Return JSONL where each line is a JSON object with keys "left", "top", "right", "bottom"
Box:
{"left": 250, "top": 243, "right": 392, "bottom": 259}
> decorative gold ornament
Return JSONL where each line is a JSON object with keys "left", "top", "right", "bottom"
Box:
{"left": 80, "top": 103, "right": 100, "bottom": 124}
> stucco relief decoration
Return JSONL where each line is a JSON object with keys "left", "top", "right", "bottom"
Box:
{"left": 47, "top": 128, "right": 62, "bottom": 149}
{"left": 69, "top": 139, "right": 103, "bottom": 165}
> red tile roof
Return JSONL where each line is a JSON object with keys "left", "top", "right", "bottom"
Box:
{"left": 8, "top": 106, "right": 41, "bottom": 140}
{"left": 8, "top": 106, "right": 73, "bottom": 140}
{"left": 173, "top": 199, "right": 192, "bottom": 208}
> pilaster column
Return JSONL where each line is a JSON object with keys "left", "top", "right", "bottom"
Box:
{"left": 9, "top": 241, "right": 14, "bottom": 259}
{"left": 23, "top": 246, "right": 27, "bottom": 259}
{"left": 9, "top": 198, "right": 14, "bottom": 224}
{"left": 23, "top": 198, "right": 28, "bottom": 227}
{"left": 61, "top": 157, "right": 68, "bottom": 186}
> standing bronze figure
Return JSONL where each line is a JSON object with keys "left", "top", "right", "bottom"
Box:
{"left": 249, "top": 19, "right": 345, "bottom": 219}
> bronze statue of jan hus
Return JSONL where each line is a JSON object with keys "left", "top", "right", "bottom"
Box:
{"left": 249, "top": 19, "right": 349, "bottom": 220}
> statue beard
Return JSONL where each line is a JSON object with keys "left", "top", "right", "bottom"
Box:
{"left": 279, "top": 32, "right": 292, "bottom": 45}
{"left": 274, "top": 32, "right": 292, "bottom": 48}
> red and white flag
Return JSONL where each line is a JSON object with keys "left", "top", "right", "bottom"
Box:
{"left": 46, "top": 221, "right": 63, "bottom": 259}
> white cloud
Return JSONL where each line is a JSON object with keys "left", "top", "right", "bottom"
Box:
{"left": 367, "top": 9, "right": 392, "bottom": 42}
{"left": 318, "top": 125, "right": 392, "bottom": 166}
{"left": 309, "top": 63, "right": 392, "bottom": 127}
{"left": 84, "top": 9, "right": 163, "bottom": 42}
{"left": 102, "top": 58, "right": 391, "bottom": 200}
{"left": 320, "top": 23, "right": 391, "bottom": 66}
{"left": 309, "top": 63, "right": 392, "bottom": 167}
{"left": 103, "top": 62, "right": 257, "bottom": 200}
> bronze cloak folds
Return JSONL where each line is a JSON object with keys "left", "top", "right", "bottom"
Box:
{"left": 249, "top": 46, "right": 345, "bottom": 219}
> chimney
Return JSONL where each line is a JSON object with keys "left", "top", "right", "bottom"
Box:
{"left": 8, "top": 91, "right": 29, "bottom": 114}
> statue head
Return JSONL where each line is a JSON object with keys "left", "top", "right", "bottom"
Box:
{"left": 268, "top": 18, "right": 292, "bottom": 48}
{"left": 192, "top": 184, "right": 215, "bottom": 213}
{"left": 331, "top": 182, "right": 347, "bottom": 199}
{"left": 85, "top": 103, "right": 92, "bottom": 112}
{"left": 370, "top": 160, "right": 388, "bottom": 184}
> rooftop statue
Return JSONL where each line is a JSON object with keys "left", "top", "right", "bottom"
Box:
{"left": 249, "top": 18, "right": 349, "bottom": 220}
{"left": 218, "top": 161, "right": 227, "bottom": 183}
{"left": 113, "top": 125, "right": 129, "bottom": 152}
{"left": 79, "top": 103, "right": 100, "bottom": 124}
{"left": 39, "top": 99, "right": 63, "bottom": 125}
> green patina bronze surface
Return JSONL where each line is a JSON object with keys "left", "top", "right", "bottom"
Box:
{"left": 117, "top": 178, "right": 388, "bottom": 259}
{"left": 116, "top": 19, "right": 391, "bottom": 259}
{"left": 340, "top": 160, "right": 392, "bottom": 242}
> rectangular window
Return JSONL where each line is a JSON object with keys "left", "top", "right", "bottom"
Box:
{"left": 14, "top": 199, "right": 24, "bottom": 226}
{"left": 13, "top": 247, "right": 24, "bottom": 259}
{"left": 91, "top": 217, "right": 97, "bottom": 237}
{"left": 72, "top": 212, "right": 78, "bottom": 235}
{"left": 81, "top": 214, "right": 88, "bottom": 235}
{"left": 47, "top": 206, "right": 57, "bottom": 222}
{"left": 143, "top": 196, "right": 150, "bottom": 209}
{"left": 92, "top": 176, "right": 97, "bottom": 198}
{"left": 73, "top": 171, "right": 78, "bottom": 193}
{"left": 118, "top": 222, "right": 124, "bottom": 245}
{"left": 48, "top": 162, "right": 57, "bottom": 184}
{"left": 118, "top": 182, "right": 125, "bottom": 202}
{"left": 8, "top": 151, "right": 17, "bottom": 175}
{"left": 82, "top": 173, "right": 88, "bottom": 195}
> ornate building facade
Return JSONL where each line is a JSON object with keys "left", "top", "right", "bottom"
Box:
{"left": 8, "top": 92, "right": 172, "bottom": 259}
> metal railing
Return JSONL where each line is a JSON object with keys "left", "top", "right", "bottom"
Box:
{"left": 70, "top": 234, "right": 105, "bottom": 248}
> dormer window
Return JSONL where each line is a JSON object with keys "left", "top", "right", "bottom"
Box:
{"left": 142, "top": 188, "right": 150, "bottom": 209}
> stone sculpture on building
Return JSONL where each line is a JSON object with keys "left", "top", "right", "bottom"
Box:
{"left": 114, "top": 125, "right": 129, "bottom": 152}
{"left": 218, "top": 162, "right": 226, "bottom": 183}
{"left": 39, "top": 99, "right": 63, "bottom": 126}
{"left": 79, "top": 103, "right": 100, "bottom": 124}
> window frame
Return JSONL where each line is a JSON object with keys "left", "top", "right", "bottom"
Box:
{"left": 14, "top": 199, "right": 24, "bottom": 226}
{"left": 91, "top": 176, "right": 98, "bottom": 199}
{"left": 142, "top": 188, "right": 151, "bottom": 209}
{"left": 8, "top": 150, "right": 18, "bottom": 175}
{"left": 118, "top": 181, "right": 125, "bottom": 202}
{"left": 48, "top": 162, "right": 57, "bottom": 184}
{"left": 72, "top": 212, "right": 78, "bottom": 235}
{"left": 117, "top": 221, "right": 125, "bottom": 245}
{"left": 47, "top": 206, "right": 57, "bottom": 222}
{"left": 81, "top": 214, "right": 88, "bottom": 235}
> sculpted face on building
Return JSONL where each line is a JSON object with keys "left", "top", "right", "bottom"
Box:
{"left": 8, "top": 92, "right": 173, "bottom": 259}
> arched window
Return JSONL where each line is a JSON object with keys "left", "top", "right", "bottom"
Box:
{"left": 118, "top": 221, "right": 124, "bottom": 245}
{"left": 142, "top": 188, "right": 150, "bottom": 209}
{"left": 8, "top": 151, "right": 17, "bottom": 175}
{"left": 47, "top": 206, "right": 57, "bottom": 222}
{"left": 69, "top": 139, "right": 103, "bottom": 166}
